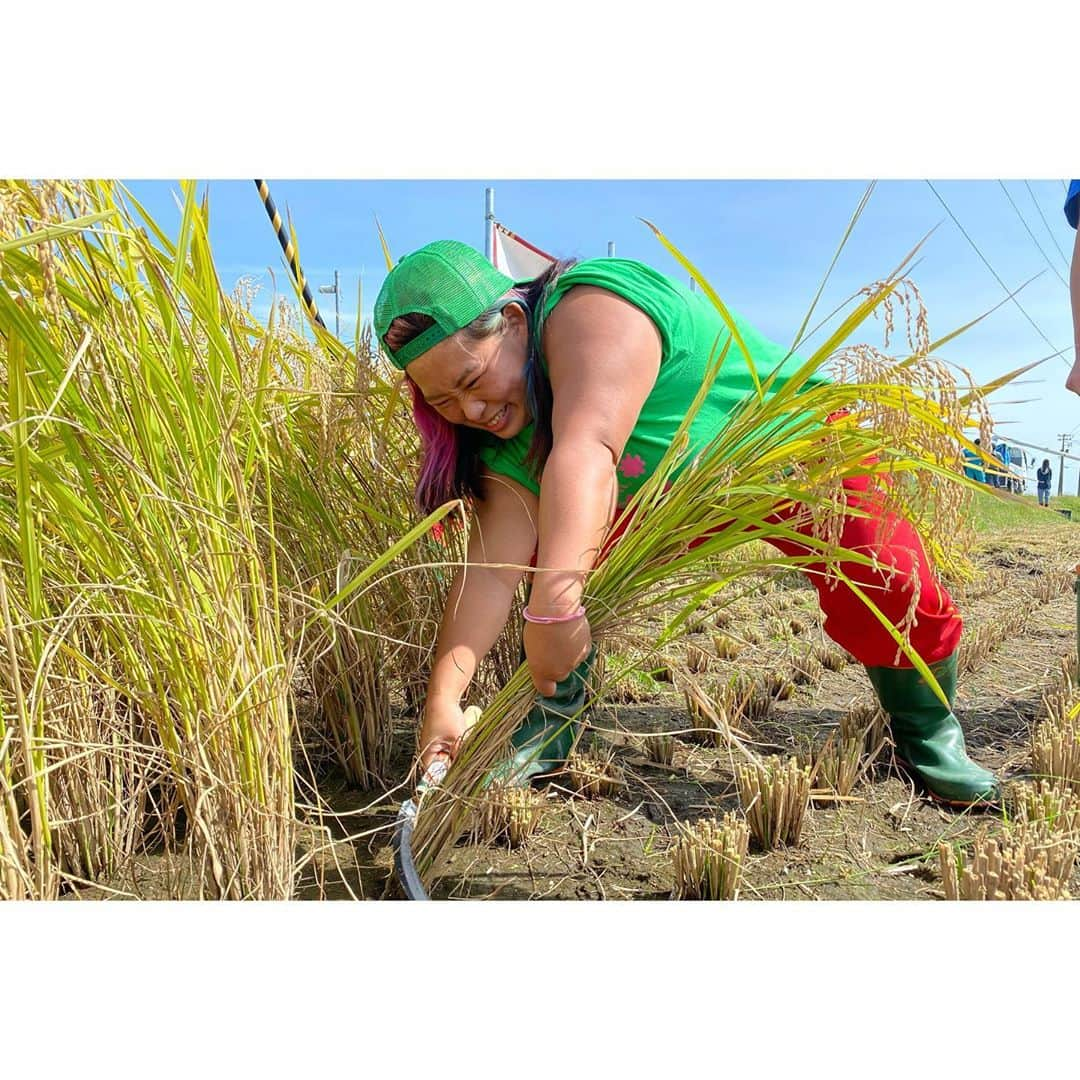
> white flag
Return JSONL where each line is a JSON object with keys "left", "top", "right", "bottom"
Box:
{"left": 491, "top": 221, "right": 555, "bottom": 280}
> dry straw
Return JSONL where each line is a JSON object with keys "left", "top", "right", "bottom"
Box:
{"left": 790, "top": 653, "right": 825, "bottom": 687}
{"left": 1015, "top": 781, "right": 1080, "bottom": 836}
{"left": 565, "top": 749, "right": 623, "bottom": 798}
{"left": 712, "top": 633, "right": 743, "bottom": 660}
{"left": 736, "top": 756, "right": 812, "bottom": 848}
{"left": 686, "top": 642, "right": 713, "bottom": 674}
{"left": 682, "top": 676, "right": 759, "bottom": 751}
{"left": 813, "top": 643, "right": 848, "bottom": 671}
{"left": 672, "top": 812, "right": 750, "bottom": 900}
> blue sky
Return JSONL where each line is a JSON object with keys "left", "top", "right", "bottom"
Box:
{"left": 126, "top": 178, "right": 1078, "bottom": 487}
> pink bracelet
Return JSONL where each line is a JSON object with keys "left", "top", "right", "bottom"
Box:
{"left": 522, "top": 604, "right": 587, "bottom": 625}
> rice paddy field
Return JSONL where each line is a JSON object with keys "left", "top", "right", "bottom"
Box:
{"left": 311, "top": 492, "right": 1080, "bottom": 901}
{"left": 5, "top": 179, "right": 1080, "bottom": 903}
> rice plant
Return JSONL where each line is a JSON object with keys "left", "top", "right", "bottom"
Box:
{"left": 470, "top": 783, "right": 546, "bottom": 847}
{"left": 839, "top": 701, "right": 890, "bottom": 768}
{"left": 565, "top": 749, "right": 623, "bottom": 798}
{"left": 1015, "top": 781, "right": 1080, "bottom": 836}
{"left": 672, "top": 812, "right": 750, "bottom": 900}
{"left": 763, "top": 668, "right": 796, "bottom": 701}
{"left": 638, "top": 732, "right": 677, "bottom": 767}
{"left": 0, "top": 180, "right": 444, "bottom": 897}
{"left": 790, "top": 653, "right": 825, "bottom": 687}
{"left": 1031, "top": 709, "right": 1080, "bottom": 792}
{"left": 686, "top": 642, "right": 713, "bottom": 674}
{"left": 808, "top": 731, "right": 864, "bottom": 796}
{"left": 736, "top": 756, "right": 812, "bottom": 849}
{"left": 814, "top": 643, "right": 848, "bottom": 671}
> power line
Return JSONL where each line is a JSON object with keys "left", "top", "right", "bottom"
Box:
{"left": 998, "top": 180, "right": 1068, "bottom": 288}
{"left": 1024, "top": 179, "right": 1072, "bottom": 273}
{"left": 925, "top": 180, "right": 1065, "bottom": 360}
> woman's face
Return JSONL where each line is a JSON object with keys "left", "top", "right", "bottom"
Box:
{"left": 405, "top": 304, "right": 531, "bottom": 439}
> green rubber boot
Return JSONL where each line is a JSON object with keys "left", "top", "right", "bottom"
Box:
{"left": 485, "top": 647, "right": 596, "bottom": 789}
{"left": 864, "top": 653, "right": 1000, "bottom": 806}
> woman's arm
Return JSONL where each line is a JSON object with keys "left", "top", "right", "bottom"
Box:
{"left": 525, "top": 285, "right": 663, "bottom": 696}
{"left": 419, "top": 472, "right": 540, "bottom": 767}
{"left": 1068, "top": 226, "right": 1080, "bottom": 395}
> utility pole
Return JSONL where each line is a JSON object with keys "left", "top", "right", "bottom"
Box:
{"left": 318, "top": 270, "right": 340, "bottom": 339}
{"left": 1058, "top": 433, "right": 1072, "bottom": 497}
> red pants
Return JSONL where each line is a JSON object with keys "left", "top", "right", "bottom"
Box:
{"left": 602, "top": 471, "right": 961, "bottom": 669}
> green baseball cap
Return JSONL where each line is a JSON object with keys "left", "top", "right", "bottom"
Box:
{"left": 374, "top": 240, "right": 527, "bottom": 369}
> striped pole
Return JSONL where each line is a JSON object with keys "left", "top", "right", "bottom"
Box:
{"left": 253, "top": 179, "right": 326, "bottom": 329}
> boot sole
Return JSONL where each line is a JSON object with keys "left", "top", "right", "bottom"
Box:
{"left": 893, "top": 754, "right": 1001, "bottom": 810}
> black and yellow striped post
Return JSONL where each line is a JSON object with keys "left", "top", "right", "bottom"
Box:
{"left": 253, "top": 178, "right": 326, "bottom": 330}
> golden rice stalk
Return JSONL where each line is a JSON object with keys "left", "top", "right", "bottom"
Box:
{"left": 736, "top": 756, "right": 811, "bottom": 849}
{"left": 470, "top": 783, "right": 546, "bottom": 848}
{"left": 731, "top": 671, "right": 774, "bottom": 722}
{"left": 712, "top": 633, "right": 743, "bottom": 660}
{"left": 672, "top": 812, "right": 750, "bottom": 900}
{"left": 839, "top": 701, "right": 890, "bottom": 767}
{"left": 639, "top": 732, "right": 676, "bottom": 767}
{"left": 809, "top": 732, "right": 864, "bottom": 796}
{"left": 686, "top": 642, "right": 713, "bottom": 674}
{"left": 683, "top": 682, "right": 725, "bottom": 744}
{"left": 938, "top": 820, "right": 1075, "bottom": 900}
{"left": 1031, "top": 569, "right": 1074, "bottom": 606}
{"left": 763, "top": 668, "right": 795, "bottom": 700}
{"left": 565, "top": 749, "right": 623, "bottom": 798}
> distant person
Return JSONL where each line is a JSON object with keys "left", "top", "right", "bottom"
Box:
{"left": 962, "top": 438, "right": 985, "bottom": 483}
{"left": 1037, "top": 458, "right": 1052, "bottom": 506}
{"left": 1065, "top": 179, "right": 1080, "bottom": 395}
{"left": 992, "top": 440, "right": 1010, "bottom": 488}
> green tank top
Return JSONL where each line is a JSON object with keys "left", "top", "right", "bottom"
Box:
{"left": 477, "top": 258, "right": 825, "bottom": 507}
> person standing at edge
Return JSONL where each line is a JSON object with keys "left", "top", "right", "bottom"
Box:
{"left": 374, "top": 240, "right": 1001, "bottom": 807}
{"left": 1037, "top": 459, "right": 1052, "bottom": 507}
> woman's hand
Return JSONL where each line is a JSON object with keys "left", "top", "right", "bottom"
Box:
{"left": 417, "top": 695, "right": 468, "bottom": 774}
{"left": 523, "top": 614, "right": 592, "bottom": 698}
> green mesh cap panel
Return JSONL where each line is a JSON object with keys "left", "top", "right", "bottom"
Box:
{"left": 374, "top": 240, "right": 517, "bottom": 369}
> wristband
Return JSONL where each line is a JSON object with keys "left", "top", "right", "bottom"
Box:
{"left": 522, "top": 604, "right": 587, "bottom": 625}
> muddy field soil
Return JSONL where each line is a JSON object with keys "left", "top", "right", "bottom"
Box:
{"left": 310, "top": 526, "right": 1080, "bottom": 902}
